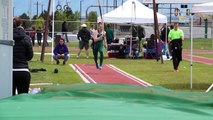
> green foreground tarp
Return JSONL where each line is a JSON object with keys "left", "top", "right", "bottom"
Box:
{"left": 0, "top": 84, "right": 213, "bottom": 120}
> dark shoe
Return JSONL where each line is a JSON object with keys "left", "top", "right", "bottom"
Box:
{"left": 63, "top": 61, "right": 66, "bottom": 65}
{"left": 56, "top": 60, "right": 59, "bottom": 65}
{"left": 40, "top": 68, "right": 46, "bottom": 71}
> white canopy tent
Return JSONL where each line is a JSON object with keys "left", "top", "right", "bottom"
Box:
{"left": 97, "top": 0, "right": 167, "bottom": 24}
{"left": 192, "top": 2, "right": 213, "bottom": 19}
{"left": 191, "top": 2, "right": 213, "bottom": 91}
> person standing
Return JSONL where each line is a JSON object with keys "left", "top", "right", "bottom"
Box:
{"left": 93, "top": 24, "right": 107, "bottom": 69}
{"left": 105, "top": 24, "right": 114, "bottom": 45}
{"left": 137, "top": 25, "right": 146, "bottom": 52}
{"left": 168, "top": 23, "right": 184, "bottom": 72}
{"left": 62, "top": 21, "right": 69, "bottom": 43}
{"left": 77, "top": 24, "right": 91, "bottom": 58}
{"left": 53, "top": 38, "right": 69, "bottom": 65}
{"left": 30, "top": 27, "right": 36, "bottom": 46}
{"left": 160, "top": 24, "right": 170, "bottom": 59}
{"left": 36, "top": 27, "right": 42, "bottom": 46}
{"left": 13, "top": 17, "right": 34, "bottom": 95}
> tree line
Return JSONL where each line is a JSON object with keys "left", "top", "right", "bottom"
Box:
{"left": 18, "top": 8, "right": 98, "bottom": 32}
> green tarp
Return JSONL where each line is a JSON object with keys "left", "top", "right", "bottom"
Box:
{"left": 0, "top": 84, "right": 213, "bottom": 120}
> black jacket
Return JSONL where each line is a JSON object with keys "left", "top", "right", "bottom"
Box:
{"left": 13, "top": 26, "right": 33, "bottom": 69}
{"left": 77, "top": 28, "right": 91, "bottom": 42}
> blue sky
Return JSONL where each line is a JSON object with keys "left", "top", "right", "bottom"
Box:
{"left": 13, "top": 0, "right": 125, "bottom": 17}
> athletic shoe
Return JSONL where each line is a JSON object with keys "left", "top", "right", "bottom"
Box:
{"left": 96, "top": 64, "right": 99, "bottom": 69}
{"left": 99, "top": 65, "right": 102, "bottom": 70}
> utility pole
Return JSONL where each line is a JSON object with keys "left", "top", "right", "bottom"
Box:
{"left": 40, "top": 0, "right": 51, "bottom": 62}
{"left": 106, "top": 0, "right": 108, "bottom": 13}
{"left": 34, "top": 1, "right": 41, "bottom": 17}
{"left": 29, "top": 0, "right": 32, "bottom": 20}
{"left": 41, "top": 4, "right": 44, "bottom": 15}
{"left": 153, "top": 0, "right": 163, "bottom": 63}
{"left": 80, "top": 0, "right": 83, "bottom": 23}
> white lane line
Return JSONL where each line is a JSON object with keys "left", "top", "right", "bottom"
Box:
{"left": 30, "top": 83, "right": 53, "bottom": 86}
{"left": 107, "top": 64, "right": 152, "bottom": 87}
{"left": 206, "top": 83, "right": 213, "bottom": 92}
{"left": 70, "top": 64, "right": 97, "bottom": 84}
{"left": 34, "top": 52, "right": 77, "bottom": 56}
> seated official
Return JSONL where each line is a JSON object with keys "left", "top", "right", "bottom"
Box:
{"left": 53, "top": 38, "right": 69, "bottom": 65}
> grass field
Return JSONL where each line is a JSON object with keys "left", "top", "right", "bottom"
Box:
{"left": 29, "top": 38, "right": 213, "bottom": 92}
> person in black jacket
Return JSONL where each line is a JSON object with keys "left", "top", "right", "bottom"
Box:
{"left": 62, "top": 21, "right": 69, "bottom": 43}
{"left": 13, "top": 17, "right": 33, "bottom": 95}
{"left": 77, "top": 24, "right": 91, "bottom": 58}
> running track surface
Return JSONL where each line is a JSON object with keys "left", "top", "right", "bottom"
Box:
{"left": 70, "top": 64, "right": 152, "bottom": 87}
{"left": 182, "top": 49, "right": 213, "bottom": 65}
{"left": 183, "top": 54, "right": 213, "bottom": 65}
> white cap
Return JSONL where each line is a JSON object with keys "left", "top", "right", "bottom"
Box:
{"left": 81, "top": 24, "right": 87, "bottom": 27}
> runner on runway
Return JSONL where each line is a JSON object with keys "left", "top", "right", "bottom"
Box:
{"left": 92, "top": 24, "right": 107, "bottom": 69}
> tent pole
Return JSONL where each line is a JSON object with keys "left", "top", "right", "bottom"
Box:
{"left": 190, "top": 15, "right": 193, "bottom": 89}
{"left": 129, "top": 1, "right": 136, "bottom": 58}
{"left": 51, "top": 0, "right": 55, "bottom": 63}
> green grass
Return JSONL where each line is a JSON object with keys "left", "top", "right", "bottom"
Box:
{"left": 183, "top": 38, "right": 213, "bottom": 50}
{"left": 193, "top": 54, "right": 213, "bottom": 59}
{"left": 29, "top": 53, "right": 213, "bottom": 92}
{"left": 29, "top": 40, "right": 212, "bottom": 91}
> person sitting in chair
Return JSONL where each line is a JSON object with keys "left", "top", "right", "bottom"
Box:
{"left": 53, "top": 38, "right": 69, "bottom": 65}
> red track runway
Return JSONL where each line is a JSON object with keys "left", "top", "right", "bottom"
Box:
{"left": 70, "top": 64, "right": 152, "bottom": 87}
{"left": 183, "top": 54, "right": 213, "bottom": 65}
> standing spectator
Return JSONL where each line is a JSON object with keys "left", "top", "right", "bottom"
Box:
{"left": 62, "top": 21, "right": 69, "bottom": 43}
{"left": 36, "top": 27, "right": 42, "bottom": 46}
{"left": 77, "top": 24, "right": 91, "bottom": 58}
{"left": 30, "top": 27, "right": 36, "bottom": 46}
{"left": 132, "top": 25, "right": 138, "bottom": 39}
{"left": 53, "top": 38, "right": 69, "bottom": 65}
{"left": 168, "top": 23, "right": 184, "bottom": 72}
{"left": 137, "top": 25, "right": 146, "bottom": 52}
{"left": 90, "top": 24, "right": 98, "bottom": 50}
{"left": 93, "top": 24, "right": 107, "bottom": 69}
{"left": 13, "top": 17, "right": 33, "bottom": 95}
{"left": 160, "top": 24, "right": 170, "bottom": 59}
{"left": 105, "top": 24, "right": 114, "bottom": 45}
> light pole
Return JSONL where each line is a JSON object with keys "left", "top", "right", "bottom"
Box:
{"left": 80, "top": 0, "right": 84, "bottom": 23}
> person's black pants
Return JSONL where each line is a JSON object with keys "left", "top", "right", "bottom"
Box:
{"left": 172, "top": 49, "right": 182, "bottom": 70}
{"left": 13, "top": 71, "right": 31, "bottom": 95}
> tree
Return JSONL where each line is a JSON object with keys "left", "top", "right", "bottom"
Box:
{"left": 19, "top": 13, "right": 30, "bottom": 20}
{"left": 33, "top": 16, "right": 45, "bottom": 30}
{"left": 19, "top": 13, "right": 30, "bottom": 29}
{"left": 87, "top": 11, "right": 98, "bottom": 23}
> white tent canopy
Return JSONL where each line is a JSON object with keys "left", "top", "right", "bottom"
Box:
{"left": 192, "top": 2, "right": 213, "bottom": 13}
{"left": 192, "top": 2, "right": 213, "bottom": 19}
{"left": 97, "top": 0, "right": 167, "bottom": 24}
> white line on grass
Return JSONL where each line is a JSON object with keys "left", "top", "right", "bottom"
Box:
{"left": 34, "top": 52, "right": 77, "bottom": 56}
{"left": 30, "top": 83, "right": 53, "bottom": 86}
{"left": 206, "top": 83, "right": 213, "bottom": 92}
